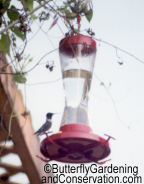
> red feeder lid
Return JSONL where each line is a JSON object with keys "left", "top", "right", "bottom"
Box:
{"left": 59, "top": 34, "right": 96, "bottom": 49}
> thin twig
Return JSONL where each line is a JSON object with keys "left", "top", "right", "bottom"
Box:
{"left": 94, "top": 73, "right": 129, "bottom": 128}
{"left": 0, "top": 47, "right": 59, "bottom": 75}
{"left": 0, "top": 36, "right": 68, "bottom": 75}
{"left": 94, "top": 38, "right": 144, "bottom": 64}
{"left": 26, "top": 77, "right": 62, "bottom": 86}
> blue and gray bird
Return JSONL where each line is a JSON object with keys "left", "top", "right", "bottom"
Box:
{"left": 33, "top": 113, "right": 55, "bottom": 136}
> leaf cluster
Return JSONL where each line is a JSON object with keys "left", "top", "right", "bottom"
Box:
{"left": 0, "top": 0, "right": 33, "bottom": 56}
{"left": 57, "top": 0, "right": 93, "bottom": 23}
{"left": 0, "top": 0, "right": 34, "bottom": 83}
{"left": 12, "top": 54, "right": 33, "bottom": 84}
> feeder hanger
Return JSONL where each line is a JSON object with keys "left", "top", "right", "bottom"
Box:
{"left": 77, "top": 13, "right": 81, "bottom": 29}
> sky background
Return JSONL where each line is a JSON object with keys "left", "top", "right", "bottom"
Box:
{"left": 1, "top": 0, "right": 144, "bottom": 183}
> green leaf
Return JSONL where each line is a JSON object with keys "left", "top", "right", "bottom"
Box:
{"left": 21, "top": 0, "right": 33, "bottom": 11}
{"left": 31, "top": 14, "right": 38, "bottom": 22}
{"left": 66, "top": 15, "right": 77, "bottom": 20}
{"left": 70, "top": 6, "right": 78, "bottom": 14}
{"left": 7, "top": 5, "right": 19, "bottom": 21}
{"left": 65, "top": 10, "right": 77, "bottom": 20}
{"left": 3, "top": 0, "right": 10, "bottom": 9}
{"left": 85, "top": 9, "right": 93, "bottom": 22}
{"left": 39, "top": 11, "right": 50, "bottom": 22}
{"left": 79, "top": 3, "right": 88, "bottom": 14}
{"left": 0, "top": 34, "right": 10, "bottom": 55}
{"left": 57, "top": 7, "right": 67, "bottom": 14}
{"left": 13, "top": 74, "right": 27, "bottom": 84}
{"left": 67, "top": 0, "right": 75, "bottom": 3}
{"left": 63, "top": 2, "right": 71, "bottom": 7}
{"left": 0, "top": 0, "right": 10, "bottom": 16}
{"left": 28, "top": 57, "right": 33, "bottom": 62}
{"left": 11, "top": 27, "right": 25, "bottom": 41}
{"left": 100, "top": 82, "right": 104, "bottom": 86}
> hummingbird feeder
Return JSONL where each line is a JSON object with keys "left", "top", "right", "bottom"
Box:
{"left": 39, "top": 34, "right": 114, "bottom": 164}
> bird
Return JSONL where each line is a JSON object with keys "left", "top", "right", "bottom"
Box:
{"left": 33, "top": 113, "right": 55, "bottom": 136}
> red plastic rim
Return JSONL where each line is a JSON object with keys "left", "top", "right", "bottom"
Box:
{"left": 60, "top": 124, "right": 92, "bottom": 133}
{"left": 59, "top": 34, "right": 96, "bottom": 49}
{"left": 40, "top": 124, "right": 110, "bottom": 163}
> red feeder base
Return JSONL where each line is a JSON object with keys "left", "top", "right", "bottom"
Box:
{"left": 40, "top": 124, "right": 112, "bottom": 164}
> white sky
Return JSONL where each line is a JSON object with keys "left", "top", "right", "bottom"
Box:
{"left": 2, "top": 0, "right": 144, "bottom": 183}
